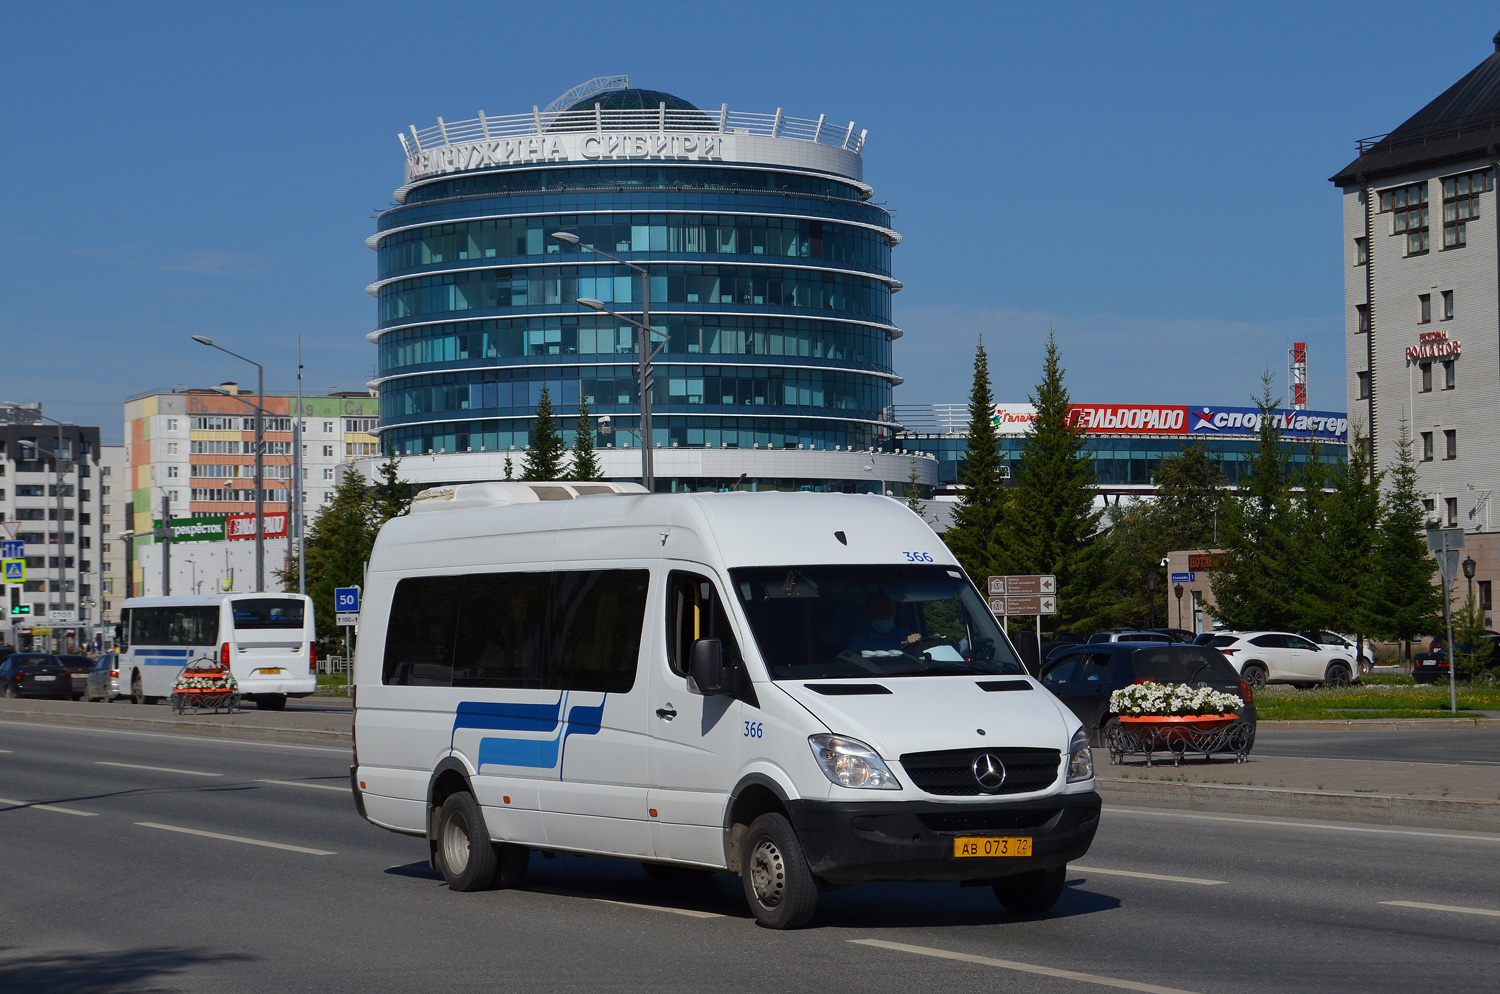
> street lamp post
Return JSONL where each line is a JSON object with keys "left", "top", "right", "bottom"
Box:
{"left": 1146, "top": 572, "right": 1158, "bottom": 630}
{"left": 1463, "top": 555, "right": 1477, "bottom": 601}
{"left": 551, "top": 232, "right": 660, "bottom": 491}
{"left": 192, "top": 336, "right": 265, "bottom": 592}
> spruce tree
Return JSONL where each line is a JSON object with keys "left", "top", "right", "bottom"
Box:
{"left": 904, "top": 458, "right": 925, "bottom": 516}
{"left": 1373, "top": 418, "right": 1443, "bottom": 662}
{"left": 1319, "top": 423, "right": 1382, "bottom": 646}
{"left": 520, "top": 386, "right": 567, "bottom": 481}
{"left": 504, "top": 452, "right": 514, "bottom": 480}
{"left": 568, "top": 401, "right": 603, "bottom": 481}
{"left": 944, "top": 338, "right": 1007, "bottom": 582}
{"left": 1009, "top": 330, "right": 1110, "bottom": 631}
{"left": 1285, "top": 441, "right": 1332, "bottom": 631}
{"left": 370, "top": 456, "right": 411, "bottom": 525}
{"left": 1209, "top": 374, "right": 1296, "bottom": 630}
{"left": 287, "top": 469, "right": 377, "bottom": 645}
{"left": 1147, "top": 442, "right": 1226, "bottom": 551}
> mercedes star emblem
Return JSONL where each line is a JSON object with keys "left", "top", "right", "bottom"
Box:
{"left": 971, "top": 752, "right": 1007, "bottom": 792}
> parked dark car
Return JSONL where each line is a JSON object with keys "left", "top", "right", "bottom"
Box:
{"left": 1038, "top": 641, "right": 1257, "bottom": 749}
{"left": 0, "top": 653, "right": 74, "bottom": 699}
{"left": 84, "top": 653, "right": 120, "bottom": 702}
{"left": 1151, "top": 628, "right": 1197, "bottom": 644}
{"left": 55, "top": 654, "right": 95, "bottom": 700}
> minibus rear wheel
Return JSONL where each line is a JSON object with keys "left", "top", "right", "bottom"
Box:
{"left": 255, "top": 694, "right": 288, "bottom": 711}
{"left": 741, "top": 813, "right": 818, "bottom": 929}
{"left": 435, "top": 792, "right": 498, "bottom": 892}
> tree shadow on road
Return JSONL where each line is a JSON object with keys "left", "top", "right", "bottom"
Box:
{"left": 0, "top": 945, "right": 254, "bottom": 993}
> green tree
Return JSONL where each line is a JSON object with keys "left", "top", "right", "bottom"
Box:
{"left": 1284, "top": 441, "right": 1332, "bottom": 631}
{"left": 520, "top": 385, "right": 567, "bottom": 481}
{"left": 944, "top": 338, "right": 1009, "bottom": 582}
{"left": 1372, "top": 418, "right": 1443, "bottom": 662}
{"left": 504, "top": 452, "right": 514, "bottom": 480}
{"left": 904, "top": 458, "right": 925, "bottom": 516}
{"left": 568, "top": 401, "right": 603, "bottom": 481}
{"left": 370, "top": 455, "right": 412, "bottom": 525}
{"left": 1453, "top": 594, "right": 1496, "bottom": 680}
{"left": 1319, "top": 423, "right": 1383, "bottom": 647}
{"left": 1210, "top": 374, "right": 1296, "bottom": 630}
{"left": 1148, "top": 442, "right": 1226, "bottom": 551}
{"left": 1009, "top": 330, "right": 1110, "bottom": 631}
{"left": 284, "top": 469, "right": 378, "bottom": 647}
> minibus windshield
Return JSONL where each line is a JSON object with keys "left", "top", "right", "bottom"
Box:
{"left": 729, "top": 565, "right": 1025, "bottom": 680}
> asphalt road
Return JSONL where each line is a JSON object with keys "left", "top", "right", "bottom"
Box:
{"left": 2, "top": 719, "right": 1498, "bottom": 994}
{"left": 1252, "top": 725, "right": 1500, "bottom": 766}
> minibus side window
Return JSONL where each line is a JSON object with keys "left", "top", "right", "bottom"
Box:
{"left": 550, "top": 569, "right": 649, "bottom": 693}
{"left": 451, "top": 572, "right": 549, "bottom": 689}
{"left": 129, "top": 606, "right": 218, "bottom": 647}
{"left": 118, "top": 612, "right": 130, "bottom": 650}
{"left": 666, "top": 571, "right": 742, "bottom": 678}
{"left": 382, "top": 576, "right": 463, "bottom": 686}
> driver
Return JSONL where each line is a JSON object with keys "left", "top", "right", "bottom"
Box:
{"left": 848, "top": 592, "right": 921, "bottom": 652}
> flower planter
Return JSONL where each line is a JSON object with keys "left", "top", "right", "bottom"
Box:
{"left": 1117, "top": 714, "right": 1238, "bottom": 740}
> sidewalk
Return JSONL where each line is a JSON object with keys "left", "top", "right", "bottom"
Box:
{"left": 1094, "top": 746, "right": 1500, "bottom": 832}
{"left": 0, "top": 697, "right": 351, "bottom": 746}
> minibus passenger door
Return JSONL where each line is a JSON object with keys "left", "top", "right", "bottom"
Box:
{"left": 649, "top": 570, "right": 745, "bottom": 867}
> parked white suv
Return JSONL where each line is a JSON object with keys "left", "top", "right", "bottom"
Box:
{"left": 1202, "top": 632, "right": 1359, "bottom": 688}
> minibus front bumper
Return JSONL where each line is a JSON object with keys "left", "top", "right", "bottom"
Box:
{"left": 784, "top": 790, "right": 1101, "bottom": 886}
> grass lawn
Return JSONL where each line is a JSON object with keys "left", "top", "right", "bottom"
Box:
{"left": 1253, "top": 679, "right": 1500, "bottom": 720}
{"left": 315, "top": 673, "right": 350, "bottom": 695}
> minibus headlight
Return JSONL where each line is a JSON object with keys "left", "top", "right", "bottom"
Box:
{"left": 808, "top": 734, "right": 901, "bottom": 790}
{"left": 1066, "top": 727, "right": 1094, "bottom": 783}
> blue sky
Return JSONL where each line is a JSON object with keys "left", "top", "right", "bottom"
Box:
{"left": 2, "top": 1, "right": 1492, "bottom": 443}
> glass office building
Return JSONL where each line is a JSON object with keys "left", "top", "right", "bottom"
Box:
{"left": 365, "top": 78, "right": 926, "bottom": 493}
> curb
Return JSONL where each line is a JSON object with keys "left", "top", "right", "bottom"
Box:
{"left": 0, "top": 710, "right": 351, "bottom": 748}
{"left": 1097, "top": 777, "right": 1500, "bottom": 833}
{"left": 1256, "top": 718, "right": 1491, "bottom": 731}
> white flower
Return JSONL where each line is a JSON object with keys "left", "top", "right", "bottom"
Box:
{"left": 1110, "top": 681, "right": 1243, "bottom": 717}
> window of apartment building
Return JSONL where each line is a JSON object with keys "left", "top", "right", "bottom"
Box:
{"left": 1446, "top": 496, "right": 1459, "bottom": 526}
{"left": 1442, "top": 289, "right": 1454, "bottom": 319}
{"left": 166, "top": 418, "right": 178, "bottom": 431}
{"left": 190, "top": 416, "right": 238, "bottom": 431}
{"left": 1356, "top": 303, "right": 1369, "bottom": 332}
{"left": 1381, "top": 181, "right": 1429, "bottom": 254}
{"left": 1420, "top": 362, "right": 1433, "bottom": 392}
{"left": 323, "top": 491, "right": 334, "bottom": 503}
{"left": 1354, "top": 237, "right": 1367, "bottom": 264}
{"left": 323, "top": 468, "right": 334, "bottom": 480}
{"left": 167, "top": 490, "right": 179, "bottom": 503}
{"left": 323, "top": 421, "right": 335, "bottom": 433}
{"left": 1357, "top": 371, "right": 1371, "bottom": 399}
{"left": 1421, "top": 431, "right": 1434, "bottom": 461}
{"left": 1443, "top": 360, "right": 1456, "bottom": 389}
{"left": 1481, "top": 580, "right": 1493, "bottom": 612}
{"left": 80, "top": 537, "right": 90, "bottom": 549}
{"left": 102, "top": 542, "right": 110, "bottom": 554}
{"left": 1441, "top": 167, "right": 1493, "bottom": 248}
{"left": 166, "top": 466, "right": 178, "bottom": 478}
{"left": 1419, "top": 294, "right": 1431, "bottom": 323}
{"left": 166, "top": 442, "right": 178, "bottom": 455}
{"left": 1444, "top": 429, "right": 1457, "bottom": 459}
{"left": 322, "top": 445, "right": 334, "bottom": 457}
{"left": 345, "top": 417, "right": 378, "bottom": 434}
{"left": 101, "top": 466, "right": 110, "bottom": 476}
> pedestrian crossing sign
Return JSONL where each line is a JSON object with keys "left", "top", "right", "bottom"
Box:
{"left": 2, "top": 559, "right": 24, "bottom": 583}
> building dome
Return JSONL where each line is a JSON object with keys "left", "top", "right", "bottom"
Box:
{"left": 566, "top": 88, "right": 700, "bottom": 112}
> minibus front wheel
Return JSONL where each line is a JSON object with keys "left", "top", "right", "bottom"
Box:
{"left": 436, "top": 792, "right": 499, "bottom": 892}
{"left": 741, "top": 813, "right": 819, "bottom": 929}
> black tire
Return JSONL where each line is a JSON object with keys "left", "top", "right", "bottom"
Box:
{"left": 131, "top": 674, "right": 145, "bottom": 705}
{"left": 492, "top": 843, "right": 530, "bottom": 889}
{"left": 993, "top": 864, "right": 1067, "bottom": 914}
{"left": 3, "top": 680, "right": 17, "bottom": 699}
{"left": 741, "top": 812, "right": 819, "bottom": 929}
{"left": 642, "top": 862, "right": 714, "bottom": 882}
{"left": 435, "top": 792, "right": 498, "bottom": 892}
{"left": 1093, "top": 716, "right": 1121, "bottom": 750}
{"left": 1324, "top": 663, "right": 1351, "bottom": 688}
{"left": 255, "top": 694, "right": 288, "bottom": 711}
{"left": 1241, "top": 664, "right": 1268, "bottom": 689}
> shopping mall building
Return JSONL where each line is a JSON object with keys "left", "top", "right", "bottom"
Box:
{"left": 357, "top": 77, "right": 931, "bottom": 493}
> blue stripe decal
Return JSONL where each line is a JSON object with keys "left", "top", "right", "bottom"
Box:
{"left": 136, "top": 649, "right": 192, "bottom": 657}
{"left": 453, "top": 700, "right": 560, "bottom": 733}
{"left": 477, "top": 734, "right": 562, "bottom": 769}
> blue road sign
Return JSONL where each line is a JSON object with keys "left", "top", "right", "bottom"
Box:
{"left": 334, "top": 586, "right": 361, "bottom": 613}
{"left": 1, "top": 541, "right": 23, "bottom": 559}
{"left": 3, "top": 560, "right": 24, "bottom": 583}
{"left": 1170, "top": 572, "right": 1196, "bottom": 583}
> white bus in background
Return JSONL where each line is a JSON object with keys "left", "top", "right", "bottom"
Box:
{"left": 118, "top": 594, "right": 317, "bottom": 710}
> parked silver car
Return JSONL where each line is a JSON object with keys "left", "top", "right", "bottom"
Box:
{"left": 84, "top": 653, "right": 120, "bottom": 702}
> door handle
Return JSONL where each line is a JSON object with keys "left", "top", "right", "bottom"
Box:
{"left": 656, "top": 706, "right": 678, "bottom": 721}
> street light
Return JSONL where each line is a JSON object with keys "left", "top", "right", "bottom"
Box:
{"left": 1146, "top": 572, "right": 1159, "bottom": 630}
{"left": 192, "top": 336, "right": 265, "bottom": 592}
{"left": 553, "top": 231, "right": 661, "bottom": 491}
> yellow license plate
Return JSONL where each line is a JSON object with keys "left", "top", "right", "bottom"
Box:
{"left": 954, "top": 836, "right": 1032, "bottom": 858}
{"left": 255, "top": 667, "right": 284, "bottom": 675}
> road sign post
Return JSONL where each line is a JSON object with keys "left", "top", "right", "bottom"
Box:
{"left": 334, "top": 586, "right": 360, "bottom": 693}
{"left": 987, "top": 576, "right": 1059, "bottom": 655}
{"left": 1426, "top": 527, "right": 1464, "bottom": 715}
{"left": 3, "top": 560, "right": 25, "bottom": 584}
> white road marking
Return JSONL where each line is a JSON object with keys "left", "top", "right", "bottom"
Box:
{"left": 135, "top": 821, "right": 335, "bottom": 855}
{"left": 851, "top": 939, "right": 1203, "bottom": 994}
{"left": 97, "top": 761, "right": 220, "bottom": 777}
{"left": 0, "top": 796, "right": 98, "bottom": 817}
{"left": 593, "top": 898, "right": 723, "bottom": 919}
{"left": 1381, "top": 900, "right": 1500, "bottom": 918}
{"left": 1106, "top": 806, "right": 1500, "bottom": 843}
{"left": 0, "top": 748, "right": 13, "bottom": 753}
{"left": 258, "top": 779, "right": 346, "bottom": 792}
{"left": 1071, "top": 865, "right": 1225, "bottom": 886}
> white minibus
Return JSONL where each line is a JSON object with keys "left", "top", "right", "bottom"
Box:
{"left": 350, "top": 483, "right": 1099, "bottom": 928}
{"left": 119, "top": 593, "right": 317, "bottom": 710}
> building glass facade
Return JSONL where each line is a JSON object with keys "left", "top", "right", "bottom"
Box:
{"left": 371, "top": 88, "right": 901, "bottom": 465}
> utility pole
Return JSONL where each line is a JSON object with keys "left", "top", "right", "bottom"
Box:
{"left": 158, "top": 493, "right": 173, "bottom": 596}
{"left": 295, "top": 336, "right": 305, "bottom": 597}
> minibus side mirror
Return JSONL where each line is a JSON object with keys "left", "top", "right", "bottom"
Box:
{"left": 689, "top": 638, "right": 727, "bottom": 695}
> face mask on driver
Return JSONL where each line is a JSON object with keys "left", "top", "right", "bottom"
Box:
{"left": 871, "top": 619, "right": 895, "bottom": 635}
